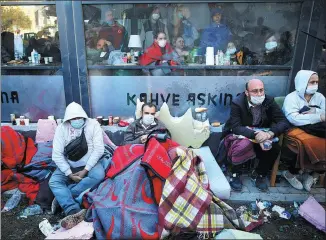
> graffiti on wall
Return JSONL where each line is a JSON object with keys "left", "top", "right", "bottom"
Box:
{"left": 1, "top": 76, "right": 66, "bottom": 122}
{"left": 90, "top": 76, "right": 288, "bottom": 122}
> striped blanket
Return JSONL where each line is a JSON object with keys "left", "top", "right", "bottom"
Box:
{"left": 158, "top": 147, "right": 262, "bottom": 238}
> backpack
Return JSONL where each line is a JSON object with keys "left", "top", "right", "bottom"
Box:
{"left": 35, "top": 119, "right": 57, "bottom": 143}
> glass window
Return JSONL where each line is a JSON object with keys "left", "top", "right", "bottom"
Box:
{"left": 1, "top": 5, "right": 61, "bottom": 66}
{"left": 82, "top": 2, "right": 301, "bottom": 72}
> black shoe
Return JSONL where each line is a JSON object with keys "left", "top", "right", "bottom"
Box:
{"left": 251, "top": 171, "right": 268, "bottom": 192}
{"left": 229, "top": 173, "right": 243, "bottom": 191}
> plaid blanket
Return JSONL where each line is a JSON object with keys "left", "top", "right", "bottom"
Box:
{"left": 158, "top": 147, "right": 262, "bottom": 238}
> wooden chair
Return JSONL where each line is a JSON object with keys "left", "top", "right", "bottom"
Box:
{"left": 270, "top": 97, "right": 285, "bottom": 187}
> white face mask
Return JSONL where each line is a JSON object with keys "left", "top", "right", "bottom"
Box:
{"left": 265, "top": 41, "right": 277, "bottom": 50}
{"left": 158, "top": 39, "right": 167, "bottom": 48}
{"left": 142, "top": 114, "right": 155, "bottom": 125}
{"left": 306, "top": 85, "right": 318, "bottom": 95}
{"left": 226, "top": 48, "right": 236, "bottom": 55}
{"left": 250, "top": 95, "right": 265, "bottom": 105}
{"left": 152, "top": 13, "right": 160, "bottom": 20}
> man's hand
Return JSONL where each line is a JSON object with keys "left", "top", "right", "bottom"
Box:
{"left": 255, "top": 131, "right": 271, "bottom": 143}
{"left": 73, "top": 169, "right": 88, "bottom": 179}
{"left": 69, "top": 174, "right": 82, "bottom": 183}
{"left": 140, "top": 135, "right": 148, "bottom": 144}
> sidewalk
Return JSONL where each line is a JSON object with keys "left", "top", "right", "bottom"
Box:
{"left": 229, "top": 175, "right": 326, "bottom": 202}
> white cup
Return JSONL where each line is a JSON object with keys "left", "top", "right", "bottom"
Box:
{"left": 44, "top": 57, "right": 49, "bottom": 64}
{"left": 48, "top": 57, "right": 53, "bottom": 63}
{"left": 24, "top": 119, "right": 30, "bottom": 126}
{"left": 56, "top": 119, "right": 62, "bottom": 125}
{"left": 15, "top": 119, "right": 21, "bottom": 126}
{"left": 28, "top": 57, "right": 32, "bottom": 62}
{"left": 48, "top": 115, "right": 55, "bottom": 120}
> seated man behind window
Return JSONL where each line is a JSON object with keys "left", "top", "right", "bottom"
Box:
{"left": 282, "top": 70, "right": 325, "bottom": 191}
{"left": 222, "top": 79, "right": 290, "bottom": 192}
{"left": 123, "top": 103, "right": 169, "bottom": 145}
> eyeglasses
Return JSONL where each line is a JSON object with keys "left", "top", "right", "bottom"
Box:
{"left": 249, "top": 89, "right": 265, "bottom": 94}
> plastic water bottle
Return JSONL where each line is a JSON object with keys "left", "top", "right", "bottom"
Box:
{"left": 1, "top": 189, "right": 22, "bottom": 212}
{"left": 32, "top": 49, "right": 38, "bottom": 64}
{"left": 19, "top": 204, "right": 43, "bottom": 218}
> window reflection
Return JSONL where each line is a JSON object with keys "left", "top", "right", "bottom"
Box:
{"left": 82, "top": 3, "right": 301, "bottom": 69}
{"left": 1, "top": 5, "right": 61, "bottom": 65}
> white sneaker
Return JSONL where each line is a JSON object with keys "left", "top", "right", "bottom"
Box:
{"left": 282, "top": 170, "right": 303, "bottom": 190}
{"left": 302, "top": 172, "right": 319, "bottom": 192}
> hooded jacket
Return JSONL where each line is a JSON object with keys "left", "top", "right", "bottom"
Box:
{"left": 52, "top": 102, "right": 104, "bottom": 176}
{"left": 283, "top": 70, "right": 325, "bottom": 126}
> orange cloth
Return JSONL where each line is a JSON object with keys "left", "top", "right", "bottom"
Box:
{"left": 285, "top": 128, "right": 326, "bottom": 170}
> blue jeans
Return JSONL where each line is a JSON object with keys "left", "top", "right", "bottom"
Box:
{"left": 49, "top": 161, "right": 105, "bottom": 215}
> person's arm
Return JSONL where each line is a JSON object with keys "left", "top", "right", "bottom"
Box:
{"left": 84, "top": 121, "right": 105, "bottom": 171}
{"left": 123, "top": 124, "right": 142, "bottom": 145}
{"left": 52, "top": 126, "right": 72, "bottom": 176}
{"left": 269, "top": 100, "right": 291, "bottom": 136}
{"left": 229, "top": 103, "right": 256, "bottom": 139}
{"left": 283, "top": 95, "right": 323, "bottom": 126}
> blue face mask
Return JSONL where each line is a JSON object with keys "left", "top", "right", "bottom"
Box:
{"left": 178, "top": 12, "right": 183, "bottom": 19}
{"left": 70, "top": 119, "right": 85, "bottom": 129}
{"left": 107, "top": 20, "right": 114, "bottom": 25}
{"left": 265, "top": 41, "right": 277, "bottom": 50}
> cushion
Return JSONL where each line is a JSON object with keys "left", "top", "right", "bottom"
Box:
{"left": 158, "top": 102, "right": 210, "bottom": 148}
{"left": 192, "top": 146, "right": 230, "bottom": 199}
{"left": 274, "top": 96, "right": 285, "bottom": 109}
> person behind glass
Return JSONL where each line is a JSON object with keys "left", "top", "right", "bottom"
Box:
{"left": 123, "top": 103, "right": 169, "bottom": 145}
{"left": 173, "top": 5, "right": 199, "bottom": 50}
{"left": 172, "top": 36, "right": 189, "bottom": 65}
{"left": 86, "top": 37, "right": 115, "bottom": 64}
{"left": 277, "top": 30, "right": 295, "bottom": 66}
{"left": 199, "top": 8, "right": 231, "bottom": 55}
{"left": 98, "top": 8, "right": 129, "bottom": 52}
{"left": 140, "top": 6, "right": 169, "bottom": 49}
{"left": 282, "top": 70, "right": 325, "bottom": 191}
{"left": 139, "top": 31, "right": 175, "bottom": 76}
{"left": 49, "top": 102, "right": 105, "bottom": 217}
{"left": 222, "top": 79, "right": 290, "bottom": 192}
{"left": 260, "top": 32, "right": 284, "bottom": 65}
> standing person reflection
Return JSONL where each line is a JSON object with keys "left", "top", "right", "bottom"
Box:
{"left": 199, "top": 8, "right": 231, "bottom": 55}
{"left": 140, "top": 6, "right": 169, "bottom": 49}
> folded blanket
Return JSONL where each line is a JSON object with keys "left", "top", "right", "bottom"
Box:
{"left": 158, "top": 147, "right": 262, "bottom": 238}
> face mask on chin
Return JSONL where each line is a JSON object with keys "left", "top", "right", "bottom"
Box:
{"left": 250, "top": 95, "right": 265, "bottom": 105}
{"left": 158, "top": 40, "right": 167, "bottom": 48}
{"left": 265, "top": 41, "right": 278, "bottom": 51}
{"left": 305, "top": 85, "right": 318, "bottom": 95}
{"left": 226, "top": 48, "right": 236, "bottom": 55}
{"left": 70, "top": 119, "right": 85, "bottom": 129}
{"left": 106, "top": 20, "right": 114, "bottom": 25}
{"left": 142, "top": 114, "right": 155, "bottom": 125}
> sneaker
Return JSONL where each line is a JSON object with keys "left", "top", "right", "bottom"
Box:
{"left": 229, "top": 173, "right": 243, "bottom": 191}
{"left": 61, "top": 209, "right": 87, "bottom": 229}
{"left": 302, "top": 172, "right": 319, "bottom": 192}
{"left": 51, "top": 198, "right": 61, "bottom": 215}
{"left": 282, "top": 170, "right": 303, "bottom": 190}
{"left": 251, "top": 171, "right": 268, "bottom": 192}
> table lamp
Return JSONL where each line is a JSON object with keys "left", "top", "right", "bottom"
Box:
{"left": 128, "top": 35, "right": 142, "bottom": 62}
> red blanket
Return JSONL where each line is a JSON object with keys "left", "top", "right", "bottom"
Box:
{"left": 1, "top": 126, "right": 39, "bottom": 204}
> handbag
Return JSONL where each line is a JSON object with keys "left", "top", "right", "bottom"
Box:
{"left": 64, "top": 128, "right": 88, "bottom": 161}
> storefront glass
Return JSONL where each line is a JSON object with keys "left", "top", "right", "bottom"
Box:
{"left": 82, "top": 2, "right": 301, "bottom": 74}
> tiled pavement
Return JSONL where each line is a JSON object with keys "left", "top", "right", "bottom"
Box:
{"left": 229, "top": 175, "right": 326, "bottom": 202}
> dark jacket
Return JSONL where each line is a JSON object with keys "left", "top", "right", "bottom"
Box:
{"left": 222, "top": 93, "right": 290, "bottom": 139}
{"left": 123, "top": 118, "right": 168, "bottom": 145}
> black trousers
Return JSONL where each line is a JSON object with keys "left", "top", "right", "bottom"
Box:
{"left": 232, "top": 142, "right": 280, "bottom": 176}
{"left": 299, "top": 122, "right": 326, "bottom": 139}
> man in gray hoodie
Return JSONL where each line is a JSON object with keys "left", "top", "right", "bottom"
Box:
{"left": 49, "top": 102, "right": 105, "bottom": 217}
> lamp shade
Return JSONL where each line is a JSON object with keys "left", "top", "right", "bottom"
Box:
{"left": 128, "top": 35, "right": 142, "bottom": 48}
